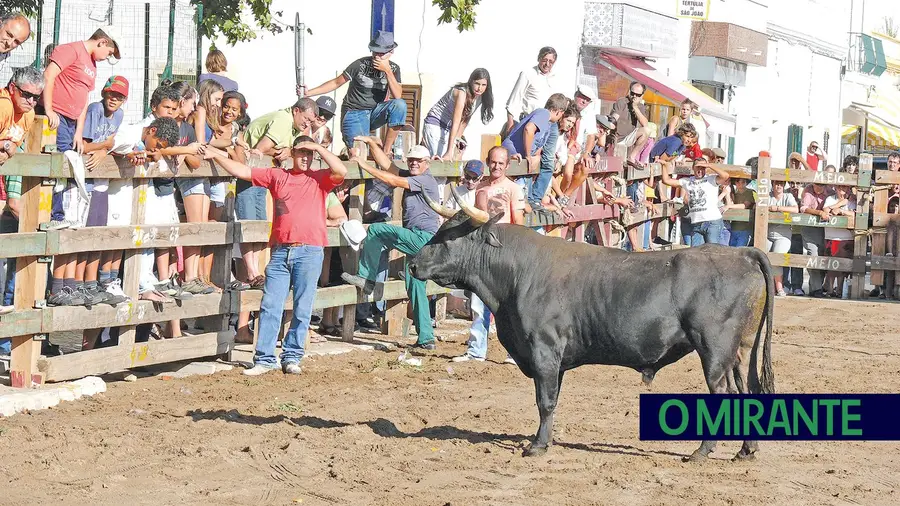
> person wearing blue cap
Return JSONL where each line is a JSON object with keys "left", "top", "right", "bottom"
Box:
{"left": 445, "top": 160, "right": 484, "bottom": 211}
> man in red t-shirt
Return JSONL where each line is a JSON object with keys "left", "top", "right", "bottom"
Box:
{"left": 805, "top": 141, "right": 826, "bottom": 171}
{"left": 202, "top": 136, "right": 347, "bottom": 376}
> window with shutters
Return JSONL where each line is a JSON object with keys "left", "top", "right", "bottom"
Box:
{"left": 401, "top": 84, "right": 422, "bottom": 143}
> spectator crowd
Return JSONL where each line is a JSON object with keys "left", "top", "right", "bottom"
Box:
{"left": 0, "top": 13, "right": 898, "bottom": 371}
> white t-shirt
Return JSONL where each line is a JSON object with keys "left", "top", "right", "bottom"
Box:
{"left": 446, "top": 184, "right": 476, "bottom": 211}
{"left": 823, "top": 195, "right": 856, "bottom": 241}
{"left": 679, "top": 175, "right": 722, "bottom": 223}
{"left": 575, "top": 102, "right": 598, "bottom": 148}
{"left": 768, "top": 192, "right": 798, "bottom": 238}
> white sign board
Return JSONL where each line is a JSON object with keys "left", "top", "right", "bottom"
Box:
{"left": 677, "top": 0, "right": 710, "bottom": 20}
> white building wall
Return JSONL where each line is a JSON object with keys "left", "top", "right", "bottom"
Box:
{"left": 216, "top": 0, "right": 584, "bottom": 158}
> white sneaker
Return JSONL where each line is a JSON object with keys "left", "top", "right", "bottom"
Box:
{"left": 282, "top": 363, "right": 302, "bottom": 375}
{"left": 0, "top": 305, "right": 14, "bottom": 315}
{"left": 243, "top": 364, "right": 277, "bottom": 376}
{"left": 451, "top": 354, "right": 485, "bottom": 363}
{"left": 103, "top": 279, "right": 130, "bottom": 304}
{"left": 504, "top": 356, "right": 517, "bottom": 365}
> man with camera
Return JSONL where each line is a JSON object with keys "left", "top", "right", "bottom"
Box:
{"left": 609, "top": 81, "right": 650, "bottom": 166}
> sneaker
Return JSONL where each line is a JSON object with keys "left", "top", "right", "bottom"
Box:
{"left": 809, "top": 289, "right": 826, "bottom": 298}
{"left": 243, "top": 364, "right": 278, "bottom": 376}
{"left": 356, "top": 317, "right": 380, "bottom": 331}
{"left": 411, "top": 341, "right": 436, "bottom": 351}
{"left": 792, "top": 288, "right": 805, "bottom": 296}
{"left": 76, "top": 285, "right": 105, "bottom": 307}
{"left": 47, "top": 287, "right": 84, "bottom": 307}
{"left": 341, "top": 273, "right": 377, "bottom": 296}
{"left": 181, "top": 278, "right": 215, "bottom": 295}
{"left": 42, "top": 219, "right": 71, "bottom": 231}
{"left": 653, "top": 237, "right": 672, "bottom": 246}
{"left": 775, "top": 289, "right": 787, "bottom": 297}
{"left": 282, "top": 362, "right": 302, "bottom": 375}
{"left": 101, "top": 279, "right": 129, "bottom": 305}
{"left": 503, "top": 356, "right": 517, "bottom": 365}
{"left": 0, "top": 305, "right": 14, "bottom": 315}
{"left": 156, "top": 276, "right": 194, "bottom": 300}
{"left": 451, "top": 354, "right": 485, "bottom": 363}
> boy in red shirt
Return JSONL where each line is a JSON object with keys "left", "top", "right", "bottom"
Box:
{"left": 201, "top": 137, "right": 346, "bottom": 375}
{"left": 43, "top": 26, "right": 121, "bottom": 303}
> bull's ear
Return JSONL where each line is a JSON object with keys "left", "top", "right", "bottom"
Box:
{"left": 485, "top": 228, "right": 503, "bottom": 248}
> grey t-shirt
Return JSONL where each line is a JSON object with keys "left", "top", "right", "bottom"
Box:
{"left": 342, "top": 57, "right": 401, "bottom": 111}
{"left": 609, "top": 97, "right": 647, "bottom": 138}
{"left": 403, "top": 172, "right": 440, "bottom": 234}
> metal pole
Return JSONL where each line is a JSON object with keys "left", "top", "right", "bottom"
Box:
{"left": 143, "top": 3, "right": 151, "bottom": 115}
{"left": 162, "top": 0, "right": 175, "bottom": 82}
{"left": 32, "top": 1, "right": 43, "bottom": 68}
{"left": 52, "top": 0, "right": 62, "bottom": 45}
{"left": 195, "top": 4, "right": 203, "bottom": 83}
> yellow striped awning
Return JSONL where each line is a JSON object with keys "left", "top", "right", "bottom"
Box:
{"left": 866, "top": 89, "right": 900, "bottom": 150}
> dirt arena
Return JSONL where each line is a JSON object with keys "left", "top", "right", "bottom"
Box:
{"left": 1, "top": 296, "right": 898, "bottom": 505}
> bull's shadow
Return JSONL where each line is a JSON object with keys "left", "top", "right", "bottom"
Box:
{"left": 186, "top": 409, "right": 687, "bottom": 459}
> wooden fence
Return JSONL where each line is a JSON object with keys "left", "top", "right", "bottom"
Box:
{"left": 1, "top": 140, "right": 892, "bottom": 388}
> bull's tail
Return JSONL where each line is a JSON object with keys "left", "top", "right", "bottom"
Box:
{"left": 751, "top": 248, "right": 776, "bottom": 394}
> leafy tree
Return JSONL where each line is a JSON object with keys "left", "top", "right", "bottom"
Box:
{"left": 434, "top": 0, "right": 480, "bottom": 32}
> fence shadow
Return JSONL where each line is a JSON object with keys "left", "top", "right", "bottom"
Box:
{"left": 186, "top": 410, "right": 690, "bottom": 459}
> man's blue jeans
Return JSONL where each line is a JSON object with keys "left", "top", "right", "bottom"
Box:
{"left": 341, "top": 98, "right": 407, "bottom": 149}
{"left": 729, "top": 229, "right": 751, "bottom": 247}
{"left": 254, "top": 245, "right": 324, "bottom": 367}
{"left": 690, "top": 219, "right": 726, "bottom": 246}
{"left": 465, "top": 293, "right": 492, "bottom": 359}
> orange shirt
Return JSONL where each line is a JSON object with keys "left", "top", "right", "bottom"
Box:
{"left": 0, "top": 88, "right": 35, "bottom": 150}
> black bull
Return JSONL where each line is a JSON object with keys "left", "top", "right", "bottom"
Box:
{"left": 408, "top": 212, "right": 775, "bottom": 461}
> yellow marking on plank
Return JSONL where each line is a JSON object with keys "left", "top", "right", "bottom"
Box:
{"left": 783, "top": 252, "right": 791, "bottom": 265}
{"left": 138, "top": 189, "right": 147, "bottom": 204}
{"left": 227, "top": 182, "right": 237, "bottom": 196}
{"left": 782, "top": 211, "right": 792, "bottom": 223}
{"left": 38, "top": 192, "right": 52, "bottom": 212}
{"left": 784, "top": 168, "right": 791, "bottom": 182}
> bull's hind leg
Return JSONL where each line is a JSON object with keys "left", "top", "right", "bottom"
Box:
{"left": 685, "top": 349, "right": 730, "bottom": 462}
{"left": 525, "top": 369, "right": 564, "bottom": 457}
{"left": 733, "top": 342, "right": 759, "bottom": 461}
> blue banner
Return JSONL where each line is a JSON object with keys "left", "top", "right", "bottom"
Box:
{"left": 371, "top": 0, "right": 395, "bottom": 40}
{"left": 639, "top": 394, "right": 900, "bottom": 440}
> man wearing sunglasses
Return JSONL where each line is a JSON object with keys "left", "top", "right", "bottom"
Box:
{"left": 1, "top": 66, "right": 43, "bottom": 165}
{"left": 609, "top": 81, "right": 650, "bottom": 166}
{"left": 310, "top": 96, "right": 336, "bottom": 148}
{"left": 0, "top": 13, "right": 30, "bottom": 77}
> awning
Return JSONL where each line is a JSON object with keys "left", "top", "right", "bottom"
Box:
{"left": 843, "top": 89, "right": 900, "bottom": 150}
{"left": 598, "top": 53, "right": 736, "bottom": 136}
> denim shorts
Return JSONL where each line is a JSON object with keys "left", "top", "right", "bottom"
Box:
{"left": 340, "top": 98, "right": 407, "bottom": 149}
{"left": 235, "top": 181, "right": 267, "bottom": 220}
{"left": 209, "top": 178, "right": 227, "bottom": 206}
{"left": 177, "top": 177, "right": 210, "bottom": 197}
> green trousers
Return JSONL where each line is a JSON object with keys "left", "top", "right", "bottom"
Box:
{"left": 358, "top": 223, "right": 435, "bottom": 344}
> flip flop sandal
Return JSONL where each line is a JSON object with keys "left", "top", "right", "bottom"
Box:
{"left": 309, "top": 334, "right": 328, "bottom": 343}
{"left": 227, "top": 280, "right": 251, "bottom": 292}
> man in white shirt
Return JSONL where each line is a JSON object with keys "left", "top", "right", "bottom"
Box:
{"left": 504, "top": 47, "right": 558, "bottom": 136}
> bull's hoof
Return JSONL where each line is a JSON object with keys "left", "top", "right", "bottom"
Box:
{"left": 682, "top": 451, "right": 708, "bottom": 463}
{"left": 523, "top": 444, "right": 548, "bottom": 457}
{"left": 732, "top": 450, "right": 757, "bottom": 462}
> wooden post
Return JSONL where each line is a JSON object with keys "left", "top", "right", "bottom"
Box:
{"left": 871, "top": 157, "right": 888, "bottom": 291}
{"left": 752, "top": 154, "right": 771, "bottom": 251}
{"left": 203, "top": 176, "right": 236, "bottom": 357}
{"left": 9, "top": 175, "right": 52, "bottom": 388}
{"left": 340, "top": 141, "right": 367, "bottom": 342}
{"left": 117, "top": 175, "right": 150, "bottom": 348}
{"left": 852, "top": 155, "right": 873, "bottom": 299}
{"left": 382, "top": 185, "right": 407, "bottom": 336}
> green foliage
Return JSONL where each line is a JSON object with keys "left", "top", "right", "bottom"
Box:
{"left": 1, "top": 0, "right": 41, "bottom": 17}
{"left": 433, "top": 0, "right": 480, "bottom": 32}
{"left": 191, "top": 0, "right": 284, "bottom": 46}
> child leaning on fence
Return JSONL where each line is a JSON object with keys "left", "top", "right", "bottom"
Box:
{"left": 200, "top": 136, "right": 347, "bottom": 376}
{"left": 822, "top": 185, "right": 857, "bottom": 299}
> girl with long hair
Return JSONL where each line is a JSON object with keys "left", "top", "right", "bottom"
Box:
{"left": 423, "top": 68, "right": 494, "bottom": 161}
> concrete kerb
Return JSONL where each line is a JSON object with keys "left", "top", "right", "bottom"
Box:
{"left": 0, "top": 376, "right": 106, "bottom": 417}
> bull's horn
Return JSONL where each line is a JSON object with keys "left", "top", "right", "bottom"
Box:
{"left": 450, "top": 182, "right": 490, "bottom": 225}
{"left": 422, "top": 186, "right": 457, "bottom": 219}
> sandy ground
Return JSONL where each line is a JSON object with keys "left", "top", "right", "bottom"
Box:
{"left": 1, "top": 296, "right": 899, "bottom": 506}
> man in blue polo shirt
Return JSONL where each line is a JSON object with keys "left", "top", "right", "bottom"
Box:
{"left": 501, "top": 93, "right": 569, "bottom": 211}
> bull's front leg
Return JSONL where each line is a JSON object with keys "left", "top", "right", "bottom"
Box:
{"left": 525, "top": 369, "right": 564, "bottom": 457}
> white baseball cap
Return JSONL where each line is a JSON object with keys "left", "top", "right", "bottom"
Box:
{"left": 96, "top": 25, "right": 123, "bottom": 59}
{"left": 576, "top": 84, "right": 596, "bottom": 101}
{"left": 339, "top": 220, "right": 367, "bottom": 251}
{"left": 406, "top": 145, "right": 430, "bottom": 160}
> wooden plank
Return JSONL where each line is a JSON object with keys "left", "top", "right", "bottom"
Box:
{"left": 340, "top": 141, "right": 367, "bottom": 342}
{"left": 239, "top": 280, "right": 449, "bottom": 313}
{"left": 871, "top": 255, "right": 900, "bottom": 271}
{"left": 753, "top": 155, "right": 771, "bottom": 251}
{"left": 874, "top": 170, "right": 900, "bottom": 185}
{"left": 724, "top": 208, "right": 855, "bottom": 228}
{"left": 872, "top": 213, "right": 900, "bottom": 227}
{"left": 9, "top": 176, "right": 51, "bottom": 388}
{"left": 235, "top": 220, "right": 403, "bottom": 248}
{"left": 0, "top": 309, "right": 43, "bottom": 339}
{"left": 872, "top": 166, "right": 890, "bottom": 286}
{"left": 766, "top": 252, "right": 855, "bottom": 272}
{"left": 46, "top": 222, "right": 232, "bottom": 255}
{"left": 852, "top": 159, "right": 874, "bottom": 299}
{"left": 383, "top": 185, "right": 407, "bottom": 336}
{"left": 0, "top": 232, "right": 47, "bottom": 258}
{"left": 38, "top": 331, "right": 233, "bottom": 383}
{"left": 41, "top": 293, "right": 233, "bottom": 332}
{"left": 117, "top": 177, "right": 150, "bottom": 349}
{"left": 649, "top": 162, "right": 863, "bottom": 186}
{"left": 562, "top": 203, "right": 619, "bottom": 224}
